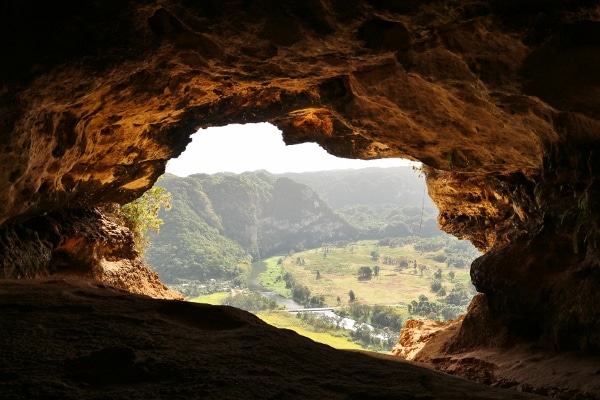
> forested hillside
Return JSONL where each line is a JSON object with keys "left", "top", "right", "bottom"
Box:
{"left": 283, "top": 168, "right": 441, "bottom": 238}
{"left": 147, "top": 168, "right": 481, "bottom": 350}
{"left": 146, "top": 172, "right": 356, "bottom": 283}
{"left": 281, "top": 167, "right": 431, "bottom": 208}
{"left": 146, "top": 167, "right": 455, "bottom": 286}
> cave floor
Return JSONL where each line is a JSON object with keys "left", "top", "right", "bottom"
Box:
{"left": 394, "top": 315, "right": 600, "bottom": 399}
{"left": 0, "top": 278, "right": 553, "bottom": 399}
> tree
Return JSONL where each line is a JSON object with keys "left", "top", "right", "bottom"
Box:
{"left": 119, "top": 186, "right": 171, "bottom": 255}
{"left": 348, "top": 290, "right": 356, "bottom": 302}
{"left": 408, "top": 294, "right": 441, "bottom": 319}
{"left": 437, "top": 286, "right": 447, "bottom": 297}
{"left": 434, "top": 268, "right": 442, "bottom": 280}
{"left": 371, "top": 305, "right": 404, "bottom": 331}
{"left": 370, "top": 251, "right": 379, "bottom": 261}
{"left": 445, "top": 283, "right": 471, "bottom": 306}
{"left": 441, "top": 305, "right": 464, "bottom": 321}
{"left": 358, "top": 266, "right": 373, "bottom": 280}
{"left": 430, "top": 279, "right": 442, "bottom": 293}
{"left": 292, "top": 284, "right": 311, "bottom": 303}
{"left": 283, "top": 272, "right": 295, "bottom": 289}
{"left": 352, "top": 323, "right": 373, "bottom": 346}
{"left": 448, "top": 270, "right": 455, "bottom": 281}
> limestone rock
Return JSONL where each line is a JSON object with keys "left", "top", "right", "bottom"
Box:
{"left": 0, "top": 205, "right": 181, "bottom": 300}
{"left": 2, "top": 0, "right": 600, "bottom": 358}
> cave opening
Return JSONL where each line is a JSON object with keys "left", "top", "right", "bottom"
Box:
{"left": 165, "top": 122, "right": 413, "bottom": 176}
{"left": 3, "top": 0, "right": 600, "bottom": 396}
{"left": 147, "top": 122, "right": 480, "bottom": 353}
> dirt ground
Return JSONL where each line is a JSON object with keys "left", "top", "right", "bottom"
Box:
{"left": 0, "top": 278, "right": 544, "bottom": 400}
{"left": 393, "top": 317, "right": 600, "bottom": 399}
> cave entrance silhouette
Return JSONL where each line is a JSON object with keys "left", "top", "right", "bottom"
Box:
{"left": 155, "top": 122, "right": 478, "bottom": 353}
{"left": 166, "top": 122, "right": 415, "bottom": 176}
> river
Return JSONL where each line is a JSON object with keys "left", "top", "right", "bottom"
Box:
{"left": 247, "top": 261, "right": 305, "bottom": 310}
{"left": 248, "top": 261, "right": 382, "bottom": 336}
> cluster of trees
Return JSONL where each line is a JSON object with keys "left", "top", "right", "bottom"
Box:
{"left": 168, "top": 279, "right": 236, "bottom": 298}
{"left": 338, "top": 303, "right": 404, "bottom": 332}
{"left": 294, "top": 311, "right": 399, "bottom": 351}
{"left": 351, "top": 323, "right": 399, "bottom": 351}
{"left": 414, "top": 236, "right": 449, "bottom": 252}
{"left": 444, "top": 283, "right": 473, "bottom": 306}
{"left": 338, "top": 204, "right": 441, "bottom": 239}
{"left": 282, "top": 272, "right": 324, "bottom": 307}
{"left": 381, "top": 255, "right": 410, "bottom": 268}
{"left": 408, "top": 282, "right": 475, "bottom": 321}
{"left": 408, "top": 294, "right": 443, "bottom": 319}
{"left": 370, "top": 305, "right": 404, "bottom": 332}
{"left": 378, "top": 236, "right": 421, "bottom": 248}
{"left": 295, "top": 312, "right": 342, "bottom": 332}
{"left": 356, "top": 265, "right": 380, "bottom": 281}
{"left": 427, "top": 267, "right": 454, "bottom": 294}
{"left": 430, "top": 268, "right": 445, "bottom": 294}
{"left": 221, "top": 293, "right": 278, "bottom": 313}
{"left": 377, "top": 235, "right": 479, "bottom": 270}
{"left": 415, "top": 236, "right": 479, "bottom": 268}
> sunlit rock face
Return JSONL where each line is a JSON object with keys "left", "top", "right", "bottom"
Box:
{"left": 0, "top": 205, "right": 182, "bottom": 299}
{"left": 2, "top": 1, "right": 600, "bottom": 350}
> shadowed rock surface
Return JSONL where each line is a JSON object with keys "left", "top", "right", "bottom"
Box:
{"left": 393, "top": 297, "right": 600, "bottom": 399}
{"left": 0, "top": 278, "right": 544, "bottom": 400}
{"left": 2, "top": 0, "right": 600, "bottom": 397}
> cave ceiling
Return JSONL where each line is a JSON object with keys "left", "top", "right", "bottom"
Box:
{"left": 3, "top": 0, "right": 600, "bottom": 352}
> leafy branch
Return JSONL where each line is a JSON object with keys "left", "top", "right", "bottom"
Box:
{"left": 119, "top": 186, "right": 171, "bottom": 256}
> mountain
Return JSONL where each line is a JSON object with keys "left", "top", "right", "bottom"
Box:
{"left": 280, "top": 167, "right": 433, "bottom": 209}
{"left": 282, "top": 167, "right": 442, "bottom": 238}
{"left": 145, "top": 172, "right": 357, "bottom": 283}
{"left": 145, "top": 168, "right": 446, "bottom": 284}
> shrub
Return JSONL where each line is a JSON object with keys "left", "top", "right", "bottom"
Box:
{"left": 430, "top": 279, "right": 442, "bottom": 293}
{"left": 222, "top": 293, "right": 278, "bottom": 313}
{"left": 348, "top": 290, "right": 356, "bottom": 302}
{"left": 119, "top": 186, "right": 171, "bottom": 255}
{"left": 358, "top": 266, "right": 373, "bottom": 280}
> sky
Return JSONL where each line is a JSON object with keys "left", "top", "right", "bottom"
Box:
{"left": 166, "top": 123, "right": 417, "bottom": 176}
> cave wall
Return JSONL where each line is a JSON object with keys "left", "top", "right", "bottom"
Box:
{"left": 2, "top": 0, "right": 600, "bottom": 350}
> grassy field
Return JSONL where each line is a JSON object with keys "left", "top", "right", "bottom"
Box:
{"left": 189, "top": 292, "right": 230, "bottom": 305}
{"left": 254, "top": 257, "right": 292, "bottom": 298}
{"left": 256, "top": 311, "right": 364, "bottom": 350}
{"left": 191, "top": 239, "right": 476, "bottom": 353}
{"left": 260, "top": 240, "right": 474, "bottom": 309}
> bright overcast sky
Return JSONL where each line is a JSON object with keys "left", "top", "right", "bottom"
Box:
{"left": 166, "top": 123, "right": 416, "bottom": 176}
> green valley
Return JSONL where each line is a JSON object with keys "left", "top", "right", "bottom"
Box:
{"left": 259, "top": 238, "right": 476, "bottom": 310}
{"left": 142, "top": 167, "right": 481, "bottom": 351}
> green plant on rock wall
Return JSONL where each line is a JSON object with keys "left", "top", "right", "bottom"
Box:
{"left": 119, "top": 185, "right": 171, "bottom": 256}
